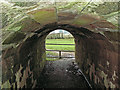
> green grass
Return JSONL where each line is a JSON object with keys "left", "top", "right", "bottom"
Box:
{"left": 46, "top": 58, "right": 59, "bottom": 61}
{"left": 46, "top": 38, "right": 75, "bottom": 51}
{"left": 46, "top": 38, "right": 75, "bottom": 61}
{"left": 46, "top": 38, "right": 75, "bottom": 44}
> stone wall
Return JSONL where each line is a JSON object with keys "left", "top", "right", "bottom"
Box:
{"left": 75, "top": 31, "right": 119, "bottom": 88}
{"left": 1, "top": 33, "right": 46, "bottom": 88}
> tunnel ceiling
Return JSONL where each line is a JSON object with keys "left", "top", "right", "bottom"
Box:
{"left": 1, "top": 0, "right": 119, "bottom": 48}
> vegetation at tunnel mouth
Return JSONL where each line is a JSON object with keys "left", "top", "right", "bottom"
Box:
{"left": 46, "top": 38, "right": 75, "bottom": 61}
{"left": 46, "top": 38, "right": 75, "bottom": 51}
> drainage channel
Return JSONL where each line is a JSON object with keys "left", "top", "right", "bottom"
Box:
{"left": 77, "top": 69, "right": 92, "bottom": 88}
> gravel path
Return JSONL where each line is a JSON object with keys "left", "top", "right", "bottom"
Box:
{"left": 36, "top": 58, "right": 90, "bottom": 88}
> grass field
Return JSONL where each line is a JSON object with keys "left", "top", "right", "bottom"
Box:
{"left": 46, "top": 38, "right": 75, "bottom": 51}
{"left": 46, "top": 38, "right": 75, "bottom": 61}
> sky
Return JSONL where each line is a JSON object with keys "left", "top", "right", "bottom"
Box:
{"left": 50, "top": 29, "right": 70, "bottom": 34}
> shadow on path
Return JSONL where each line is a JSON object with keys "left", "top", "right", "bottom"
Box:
{"left": 36, "top": 58, "right": 90, "bottom": 88}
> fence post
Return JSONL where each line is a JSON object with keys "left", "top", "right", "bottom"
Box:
{"left": 59, "top": 51, "right": 62, "bottom": 59}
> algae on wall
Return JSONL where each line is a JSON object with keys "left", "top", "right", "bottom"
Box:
{"left": 1, "top": 1, "right": 119, "bottom": 29}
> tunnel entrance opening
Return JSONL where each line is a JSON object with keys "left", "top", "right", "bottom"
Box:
{"left": 37, "top": 29, "right": 91, "bottom": 88}
{"left": 36, "top": 28, "right": 93, "bottom": 88}
{"left": 45, "top": 29, "right": 75, "bottom": 60}
{"left": 34, "top": 24, "right": 96, "bottom": 88}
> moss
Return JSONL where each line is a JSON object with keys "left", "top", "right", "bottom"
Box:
{"left": 15, "top": 65, "right": 23, "bottom": 88}
{"left": 109, "top": 81, "right": 116, "bottom": 88}
{"left": 7, "top": 17, "right": 28, "bottom": 30}
{"left": 8, "top": 26, "right": 22, "bottom": 31}
{"left": 8, "top": 16, "right": 41, "bottom": 32}
{"left": 12, "top": 83, "right": 16, "bottom": 89}
{"left": 46, "top": 58, "right": 59, "bottom": 61}
{"left": 20, "top": 17, "right": 41, "bottom": 32}
{"left": 39, "top": 53, "right": 46, "bottom": 69}
{"left": 42, "top": 53, "right": 46, "bottom": 61}
{"left": 73, "top": 19, "right": 92, "bottom": 25}
{"left": 57, "top": 2, "right": 80, "bottom": 10}
{"left": 28, "top": 9, "right": 57, "bottom": 24}
{"left": 1, "top": 80, "right": 11, "bottom": 89}
{"left": 40, "top": 60, "right": 46, "bottom": 71}
{"left": 73, "top": 15, "right": 95, "bottom": 26}
{"left": 10, "top": 68, "right": 13, "bottom": 74}
{"left": 4, "top": 16, "right": 40, "bottom": 32}
{"left": 100, "top": 71, "right": 109, "bottom": 88}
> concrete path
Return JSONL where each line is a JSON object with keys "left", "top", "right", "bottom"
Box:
{"left": 36, "top": 58, "right": 90, "bottom": 88}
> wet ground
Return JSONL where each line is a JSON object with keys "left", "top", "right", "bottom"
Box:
{"left": 36, "top": 58, "right": 90, "bottom": 88}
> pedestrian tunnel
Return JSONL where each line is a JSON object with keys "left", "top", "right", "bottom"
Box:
{"left": 1, "top": 8, "right": 119, "bottom": 89}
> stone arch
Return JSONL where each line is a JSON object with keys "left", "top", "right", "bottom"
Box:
{"left": 20, "top": 23, "right": 112, "bottom": 88}
{"left": 1, "top": 9, "right": 119, "bottom": 89}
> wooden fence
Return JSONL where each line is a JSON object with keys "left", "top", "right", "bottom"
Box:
{"left": 46, "top": 43, "right": 75, "bottom": 59}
